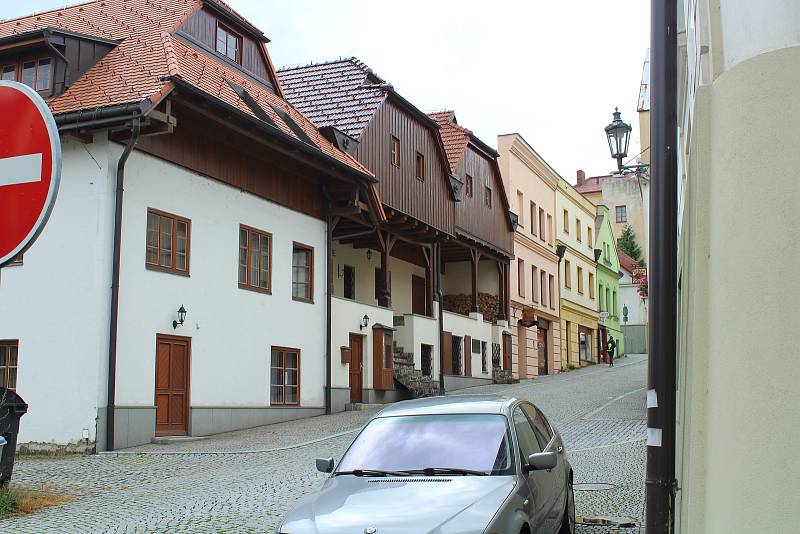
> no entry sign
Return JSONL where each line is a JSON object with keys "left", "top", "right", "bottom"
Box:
{"left": 0, "top": 81, "right": 61, "bottom": 267}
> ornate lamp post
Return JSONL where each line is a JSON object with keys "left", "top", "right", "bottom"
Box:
{"left": 604, "top": 108, "right": 649, "bottom": 174}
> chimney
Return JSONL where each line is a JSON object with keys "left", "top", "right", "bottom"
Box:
{"left": 576, "top": 170, "right": 585, "bottom": 186}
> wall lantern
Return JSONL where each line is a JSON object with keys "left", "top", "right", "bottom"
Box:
{"left": 173, "top": 305, "right": 187, "bottom": 330}
{"left": 366, "top": 249, "right": 372, "bottom": 261}
{"left": 359, "top": 314, "right": 370, "bottom": 330}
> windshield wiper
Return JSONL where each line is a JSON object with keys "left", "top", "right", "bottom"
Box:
{"left": 334, "top": 469, "right": 412, "bottom": 477}
{"left": 405, "top": 467, "right": 488, "bottom": 476}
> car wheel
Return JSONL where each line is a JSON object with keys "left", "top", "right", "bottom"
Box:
{"left": 558, "top": 480, "right": 575, "bottom": 534}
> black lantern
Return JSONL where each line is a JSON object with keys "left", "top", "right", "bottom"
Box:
{"left": 173, "top": 305, "right": 187, "bottom": 329}
{"left": 604, "top": 107, "right": 632, "bottom": 171}
{"left": 359, "top": 314, "right": 369, "bottom": 330}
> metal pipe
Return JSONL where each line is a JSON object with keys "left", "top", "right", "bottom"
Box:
{"left": 646, "top": 0, "right": 678, "bottom": 531}
{"left": 325, "top": 214, "right": 333, "bottom": 415}
{"left": 55, "top": 103, "right": 145, "bottom": 131}
{"left": 106, "top": 117, "right": 141, "bottom": 452}
{"left": 437, "top": 242, "right": 445, "bottom": 394}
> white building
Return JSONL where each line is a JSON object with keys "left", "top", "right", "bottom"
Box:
{"left": 0, "top": 0, "right": 380, "bottom": 450}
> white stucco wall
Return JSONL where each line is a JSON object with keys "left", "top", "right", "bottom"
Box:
{"left": 330, "top": 296, "right": 392, "bottom": 390}
{"left": 0, "top": 134, "right": 115, "bottom": 445}
{"left": 619, "top": 270, "right": 647, "bottom": 326}
{"left": 443, "top": 311, "right": 502, "bottom": 378}
{"left": 442, "top": 260, "right": 499, "bottom": 296}
{"left": 114, "top": 148, "right": 327, "bottom": 409}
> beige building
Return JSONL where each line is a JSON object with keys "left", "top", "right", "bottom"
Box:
{"left": 498, "top": 134, "right": 561, "bottom": 377}
{"left": 674, "top": 1, "right": 800, "bottom": 532}
{"left": 556, "top": 179, "right": 599, "bottom": 368}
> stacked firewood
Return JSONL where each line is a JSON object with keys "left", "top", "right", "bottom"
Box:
{"left": 442, "top": 293, "right": 500, "bottom": 322}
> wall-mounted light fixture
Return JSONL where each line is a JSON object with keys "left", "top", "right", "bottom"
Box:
{"left": 366, "top": 249, "right": 372, "bottom": 261}
{"left": 173, "top": 305, "right": 187, "bottom": 330}
{"left": 359, "top": 314, "right": 370, "bottom": 330}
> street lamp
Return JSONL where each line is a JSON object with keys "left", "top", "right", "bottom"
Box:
{"left": 604, "top": 108, "right": 649, "bottom": 174}
{"left": 173, "top": 305, "right": 187, "bottom": 329}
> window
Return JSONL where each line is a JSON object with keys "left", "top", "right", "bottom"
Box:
{"left": 484, "top": 186, "right": 493, "bottom": 208}
{"left": 383, "top": 330, "right": 393, "bottom": 369}
{"left": 564, "top": 260, "right": 571, "bottom": 288}
{"left": 416, "top": 152, "right": 425, "bottom": 180}
{"left": 292, "top": 243, "right": 313, "bottom": 302}
{"left": 238, "top": 225, "right": 271, "bottom": 292}
{"left": 391, "top": 136, "right": 400, "bottom": 167}
{"left": 513, "top": 406, "right": 542, "bottom": 459}
{"left": 547, "top": 214, "right": 553, "bottom": 245}
{"left": 0, "top": 341, "right": 18, "bottom": 390}
{"left": 540, "top": 270, "right": 547, "bottom": 305}
{"left": 270, "top": 347, "right": 299, "bottom": 405}
{"left": 517, "top": 258, "right": 525, "bottom": 297}
{"left": 465, "top": 174, "right": 473, "bottom": 197}
{"left": 522, "top": 404, "right": 554, "bottom": 449}
{"left": 599, "top": 283, "right": 605, "bottom": 310}
{"left": 146, "top": 209, "right": 190, "bottom": 275}
{"left": 36, "top": 58, "right": 51, "bottom": 91}
{"left": 605, "top": 287, "right": 611, "bottom": 312}
{"left": 589, "top": 272, "right": 595, "bottom": 299}
{"left": 216, "top": 23, "right": 241, "bottom": 63}
{"left": 575, "top": 219, "right": 581, "bottom": 242}
{"left": 588, "top": 227, "right": 593, "bottom": 246}
{"left": 2, "top": 65, "right": 16, "bottom": 81}
{"left": 577, "top": 266, "right": 584, "bottom": 294}
{"left": 22, "top": 61, "right": 35, "bottom": 88}
{"left": 481, "top": 341, "right": 488, "bottom": 374}
{"left": 531, "top": 265, "right": 539, "bottom": 303}
{"left": 4, "top": 58, "right": 51, "bottom": 91}
{"left": 613, "top": 291, "right": 618, "bottom": 317}
{"left": 549, "top": 274, "right": 555, "bottom": 308}
{"left": 517, "top": 191, "right": 524, "bottom": 225}
{"left": 530, "top": 202, "right": 537, "bottom": 236}
{"left": 563, "top": 209, "right": 569, "bottom": 233}
{"left": 538, "top": 208, "right": 545, "bottom": 241}
{"left": 616, "top": 205, "right": 627, "bottom": 223}
{"left": 343, "top": 265, "right": 355, "bottom": 300}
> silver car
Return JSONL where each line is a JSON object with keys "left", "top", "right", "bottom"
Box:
{"left": 276, "top": 395, "right": 575, "bottom": 534}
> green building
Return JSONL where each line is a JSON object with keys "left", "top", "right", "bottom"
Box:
{"left": 594, "top": 205, "right": 624, "bottom": 359}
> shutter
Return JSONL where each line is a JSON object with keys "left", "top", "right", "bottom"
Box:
{"left": 442, "top": 331, "right": 453, "bottom": 375}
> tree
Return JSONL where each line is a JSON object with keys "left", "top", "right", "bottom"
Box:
{"left": 617, "top": 224, "right": 643, "bottom": 261}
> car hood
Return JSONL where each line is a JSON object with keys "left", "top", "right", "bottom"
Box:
{"left": 278, "top": 475, "right": 517, "bottom": 534}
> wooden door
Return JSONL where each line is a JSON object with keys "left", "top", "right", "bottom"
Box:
{"left": 599, "top": 327, "right": 609, "bottom": 363}
{"left": 442, "top": 331, "right": 453, "bottom": 374}
{"left": 464, "top": 336, "right": 472, "bottom": 377}
{"left": 537, "top": 327, "right": 549, "bottom": 376}
{"left": 349, "top": 334, "right": 363, "bottom": 403}
{"left": 412, "top": 275, "right": 427, "bottom": 315}
{"left": 155, "top": 335, "right": 190, "bottom": 436}
{"left": 502, "top": 332, "right": 512, "bottom": 370}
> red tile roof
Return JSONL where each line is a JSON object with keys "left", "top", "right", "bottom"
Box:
{"left": 617, "top": 248, "right": 638, "bottom": 273}
{"left": 277, "top": 58, "right": 389, "bottom": 139}
{"left": 428, "top": 110, "right": 471, "bottom": 173}
{"left": 0, "top": 0, "right": 370, "bottom": 176}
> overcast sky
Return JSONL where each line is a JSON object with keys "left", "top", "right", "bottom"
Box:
{"left": 3, "top": 0, "right": 650, "bottom": 182}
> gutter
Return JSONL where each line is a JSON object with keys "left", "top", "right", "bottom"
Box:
{"left": 106, "top": 117, "right": 142, "bottom": 452}
{"left": 55, "top": 102, "right": 146, "bottom": 132}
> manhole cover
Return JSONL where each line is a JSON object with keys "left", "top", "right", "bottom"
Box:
{"left": 577, "top": 515, "right": 638, "bottom": 527}
{"left": 574, "top": 482, "right": 617, "bottom": 491}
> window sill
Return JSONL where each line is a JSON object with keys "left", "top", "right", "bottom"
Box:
{"left": 271, "top": 402, "right": 300, "bottom": 407}
{"left": 292, "top": 296, "right": 314, "bottom": 304}
{"left": 146, "top": 263, "right": 190, "bottom": 277}
{"left": 239, "top": 283, "right": 272, "bottom": 295}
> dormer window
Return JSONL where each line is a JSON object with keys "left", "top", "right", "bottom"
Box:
{"left": 216, "top": 23, "right": 241, "bottom": 64}
{"left": 2, "top": 58, "right": 51, "bottom": 92}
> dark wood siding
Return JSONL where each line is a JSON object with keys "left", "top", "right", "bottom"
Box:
{"left": 135, "top": 105, "right": 324, "bottom": 219}
{"left": 455, "top": 145, "right": 514, "bottom": 254}
{"left": 179, "top": 7, "right": 272, "bottom": 85}
{"left": 355, "top": 100, "right": 454, "bottom": 235}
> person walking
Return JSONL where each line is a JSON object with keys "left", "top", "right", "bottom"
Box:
{"left": 607, "top": 336, "right": 617, "bottom": 367}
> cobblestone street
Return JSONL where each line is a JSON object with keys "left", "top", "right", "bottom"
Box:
{"left": 4, "top": 355, "right": 646, "bottom": 533}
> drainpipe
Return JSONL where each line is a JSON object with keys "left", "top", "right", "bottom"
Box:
{"left": 645, "top": 0, "right": 678, "bottom": 532}
{"left": 436, "top": 243, "right": 445, "bottom": 395}
{"left": 325, "top": 214, "right": 333, "bottom": 415}
{"left": 106, "top": 117, "right": 141, "bottom": 452}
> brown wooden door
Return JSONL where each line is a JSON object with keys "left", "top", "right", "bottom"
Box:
{"left": 442, "top": 331, "right": 453, "bottom": 374}
{"left": 412, "top": 275, "right": 426, "bottom": 315}
{"left": 502, "top": 332, "right": 512, "bottom": 370}
{"left": 155, "top": 335, "right": 190, "bottom": 436}
{"left": 349, "top": 334, "right": 363, "bottom": 403}
{"left": 537, "top": 327, "right": 549, "bottom": 376}
{"left": 464, "top": 336, "right": 472, "bottom": 377}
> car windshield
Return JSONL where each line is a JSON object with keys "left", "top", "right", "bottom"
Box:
{"left": 336, "top": 414, "right": 513, "bottom": 475}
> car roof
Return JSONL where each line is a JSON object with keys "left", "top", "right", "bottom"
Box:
{"left": 375, "top": 395, "right": 518, "bottom": 417}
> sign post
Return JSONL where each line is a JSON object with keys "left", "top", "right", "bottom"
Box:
{"left": 0, "top": 80, "right": 61, "bottom": 267}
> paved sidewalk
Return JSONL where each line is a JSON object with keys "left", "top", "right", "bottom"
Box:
{"left": 4, "top": 355, "right": 647, "bottom": 532}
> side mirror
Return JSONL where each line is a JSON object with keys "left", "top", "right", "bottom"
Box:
{"left": 527, "top": 451, "right": 557, "bottom": 471}
{"left": 316, "top": 457, "right": 335, "bottom": 473}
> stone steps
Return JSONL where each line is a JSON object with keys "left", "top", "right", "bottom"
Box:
{"left": 492, "top": 368, "right": 516, "bottom": 384}
{"left": 392, "top": 344, "right": 440, "bottom": 398}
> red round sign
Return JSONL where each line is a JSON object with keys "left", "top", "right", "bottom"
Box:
{"left": 0, "top": 81, "right": 61, "bottom": 266}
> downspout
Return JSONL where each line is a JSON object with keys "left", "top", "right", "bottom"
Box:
{"left": 106, "top": 117, "right": 141, "bottom": 452}
{"left": 321, "top": 184, "right": 333, "bottom": 416}
{"left": 437, "top": 243, "right": 445, "bottom": 395}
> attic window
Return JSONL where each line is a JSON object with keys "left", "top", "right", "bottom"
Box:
{"left": 216, "top": 22, "right": 242, "bottom": 64}
{"left": 3, "top": 58, "right": 51, "bottom": 92}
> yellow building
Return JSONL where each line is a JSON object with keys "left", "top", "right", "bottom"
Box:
{"left": 556, "top": 179, "right": 599, "bottom": 368}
